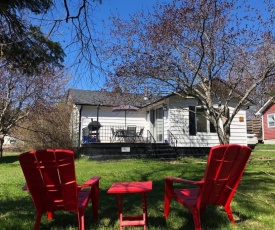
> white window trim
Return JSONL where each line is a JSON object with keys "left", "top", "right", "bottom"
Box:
{"left": 267, "top": 114, "right": 275, "bottom": 128}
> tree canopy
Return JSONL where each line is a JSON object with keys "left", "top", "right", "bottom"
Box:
{"left": 0, "top": 0, "right": 65, "bottom": 74}
{"left": 100, "top": 0, "right": 275, "bottom": 144}
{"left": 0, "top": 0, "right": 103, "bottom": 76}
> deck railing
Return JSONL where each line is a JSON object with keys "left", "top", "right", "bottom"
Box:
{"left": 82, "top": 125, "right": 146, "bottom": 143}
{"left": 147, "top": 130, "right": 156, "bottom": 143}
{"left": 167, "top": 130, "right": 178, "bottom": 148}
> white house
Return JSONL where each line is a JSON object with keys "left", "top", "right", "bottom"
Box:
{"left": 2, "top": 134, "right": 18, "bottom": 149}
{"left": 67, "top": 88, "right": 249, "bottom": 148}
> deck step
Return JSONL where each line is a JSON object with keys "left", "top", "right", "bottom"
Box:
{"left": 146, "top": 143, "right": 178, "bottom": 160}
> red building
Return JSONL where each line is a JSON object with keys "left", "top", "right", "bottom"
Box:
{"left": 256, "top": 97, "right": 275, "bottom": 144}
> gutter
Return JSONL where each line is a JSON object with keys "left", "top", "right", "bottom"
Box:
{"left": 78, "top": 105, "right": 83, "bottom": 147}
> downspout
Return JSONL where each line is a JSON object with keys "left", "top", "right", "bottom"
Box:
{"left": 96, "top": 104, "right": 100, "bottom": 142}
{"left": 78, "top": 105, "right": 83, "bottom": 147}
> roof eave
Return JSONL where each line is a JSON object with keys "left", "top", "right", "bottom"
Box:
{"left": 256, "top": 97, "right": 274, "bottom": 115}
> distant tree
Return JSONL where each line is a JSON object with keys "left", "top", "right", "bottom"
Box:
{"left": 15, "top": 103, "right": 73, "bottom": 151}
{"left": 101, "top": 0, "right": 275, "bottom": 144}
{"left": 0, "top": 65, "right": 68, "bottom": 157}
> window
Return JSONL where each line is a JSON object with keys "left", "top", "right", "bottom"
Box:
{"left": 196, "top": 108, "right": 207, "bottom": 132}
{"left": 155, "top": 108, "right": 164, "bottom": 142}
{"left": 189, "top": 106, "right": 217, "bottom": 135}
{"left": 10, "top": 140, "right": 16, "bottom": 144}
{"left": 267, "top": 114, "right": 275, "bottom": 127}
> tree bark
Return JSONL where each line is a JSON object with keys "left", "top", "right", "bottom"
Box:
{"left": 0, "top": 136, "right": 4, "bottom": 158}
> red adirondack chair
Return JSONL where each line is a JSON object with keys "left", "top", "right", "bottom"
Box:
{"left": 19, "top": 149, "right": 101, "bottom": 230}
{"left": 164, "top": 144, "right": 251, "bottom": 230}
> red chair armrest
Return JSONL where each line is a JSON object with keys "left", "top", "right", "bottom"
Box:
{"left": 164, "top": 176, "right": 203, "bottom": 185}
{"left": 78, "top": 176, "right": 101, "bottom": 188}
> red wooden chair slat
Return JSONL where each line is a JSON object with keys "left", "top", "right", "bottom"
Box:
{"left": 19, "top": 149, "right": 101, "bottom": 230}
{"left": 164, "top": 144, "right": 251, "bottom": 230}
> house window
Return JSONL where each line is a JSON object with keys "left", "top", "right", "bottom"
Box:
{"left": 267, "top": 114, "right": 275, "bottom": 127}
{"left": 189, "top": 106, "right": 217, "bottom": 135}
{"left": 196, "top": 108, "right": 207, "bottom": 132}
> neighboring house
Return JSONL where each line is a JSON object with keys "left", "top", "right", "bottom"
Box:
{"left": 246, "top": 118, "right": 262, "bottom": 141}
{"left": 67, "top": 89, "right": 250, "bottom": 148}
{"left": 256, "top": 97, "right": 275, "bottom": 144}
{"left": 2, "top": 134, "right": 18, "bottom": 151}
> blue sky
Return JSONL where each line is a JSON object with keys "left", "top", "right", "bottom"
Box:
{"left": 66, "top": 0, "right": 172, "bottom": 90}
{"left": 65, "top": 0, "right": 273, "bottom": 91}
{"left": 93, "top": 0, "right": 171, "bottom": 20}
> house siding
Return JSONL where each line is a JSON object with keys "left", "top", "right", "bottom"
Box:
{"left": 168, "top": 96, "right": 247, "bottom": 147}
{"left": 77, "top": 105, "right": 147, "bottom": 144}
{"left": 229, "top": 110, "right": 247, "bottom": 145}
{"left": 262, "top": 103, "right": 275, "bottom": 142}
{"left": 80, "top": 106, "right": 146, "bottom": 127}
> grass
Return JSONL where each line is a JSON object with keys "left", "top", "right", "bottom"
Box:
{"left": 0, "top": 145, "right": 275, "bottom": 229}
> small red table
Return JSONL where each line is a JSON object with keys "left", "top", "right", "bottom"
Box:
{"left": 107, "top": 181, "right": 153, "bottom": 230}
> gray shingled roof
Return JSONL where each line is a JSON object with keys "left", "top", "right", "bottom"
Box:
{"left": 68, "top": 89, "right": 161, "bottom": 107}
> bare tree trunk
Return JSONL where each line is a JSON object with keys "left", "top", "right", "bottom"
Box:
{"left": 0, "top": 136, "right": 4, "bottom": 158}
{"left": 216, "top": 126, "right": 230, "bottom": 144}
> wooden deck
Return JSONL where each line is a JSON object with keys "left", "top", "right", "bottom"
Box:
{"left": 79, "top": 142, "right": 151, "bottom": 160}
{"left": 77, "top": 143, "right": 210, "bottom": 161}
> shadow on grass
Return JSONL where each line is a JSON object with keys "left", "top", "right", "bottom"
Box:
{"left": 1, "top": 194, "right": 249, "bottom": 230}
{"left": 1, "top": 158, "right": 273, "bottom": 229}
{"left": 0, "top": 154, "right": 19, "bottom": 164}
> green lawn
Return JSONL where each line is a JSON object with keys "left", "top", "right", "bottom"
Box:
{"left": 0, "top": 145, "right": 275, "bottom": 229}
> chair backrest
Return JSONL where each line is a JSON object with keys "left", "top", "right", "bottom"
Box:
{"left": 126, "top": 125, "right": 136, "bottom": 137}
{"left": 19, "top": 149, "right": 79, "bottom": 213}
{"left": 111, "top": 128, "right": 115, "bottom": 135}
{"left": 139, "top": 127, "right": 144, "bottom": 136}
{"left": 198, "top": 144, "right": 251, "bottom": 207}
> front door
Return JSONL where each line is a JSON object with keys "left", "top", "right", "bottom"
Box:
{"left": 150, "top": 108, "right": 164, "bottom": 142}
